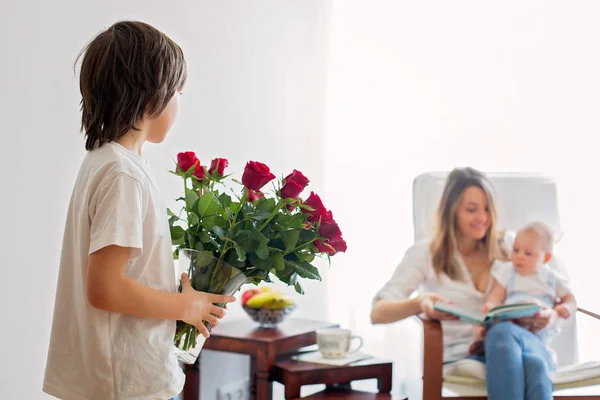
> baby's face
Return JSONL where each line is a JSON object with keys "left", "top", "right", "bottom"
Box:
{"left": 510, "top": 231, "right": 546, "bottom": 275}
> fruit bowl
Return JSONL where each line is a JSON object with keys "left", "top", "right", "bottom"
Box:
{"left": 241, "top": 286, "right": 296, "bottom": 328}
{"left": 242, "top": 304, "right": 296, "bottom": 328}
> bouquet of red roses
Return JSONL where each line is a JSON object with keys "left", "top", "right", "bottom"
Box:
{"left": 168, "top": 152, "right": 346, "bottom": 357}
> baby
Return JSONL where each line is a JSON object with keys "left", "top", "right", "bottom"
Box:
{"left": 470, "top": 221, "right": 576, "bottom": 355}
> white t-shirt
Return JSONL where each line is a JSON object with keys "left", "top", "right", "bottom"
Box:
{"left": 491, "top": 261, "right": 572, "bottom": 309}
{"left": 43, "top": 142, "right": 185, "bottom": 400}
{"left": 374, "top": 239, "right": 493, "bottom": 363}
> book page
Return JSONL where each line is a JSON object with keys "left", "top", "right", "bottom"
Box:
{"left": 433, "top": 303, "right": 485, "bottom": 325}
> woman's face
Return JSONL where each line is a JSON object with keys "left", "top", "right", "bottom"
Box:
{"left": 455, "top": 186, "right": 491, "bottom": 241}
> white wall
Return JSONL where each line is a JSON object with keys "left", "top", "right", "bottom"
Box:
{"left": 323, "top": 1, "right": 600, "bottom": 397}
{"left": 0, "top": 1, "right": 332, "bottom": 398}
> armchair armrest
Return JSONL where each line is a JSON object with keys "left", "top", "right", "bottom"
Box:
{"left": 419, "top": 316, "right": 444, "bottom": 400}
{"left": 577, "top": 307, "right": 600, "bottom": 321}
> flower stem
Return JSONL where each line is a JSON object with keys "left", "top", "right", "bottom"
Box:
{"left": 183, "top": 177, "right": 194, "bottom": 248}
{"left": 283, "top": 238, "right": 318, "bottom": 256}
{"left": 259, "top": 199, "right": 284, "bottom": 231}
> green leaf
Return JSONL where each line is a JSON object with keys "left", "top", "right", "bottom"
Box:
{"left": 193, "top": 251, "right": 215, "bottom": 268}
{"left": 248, "top": 252, "right": 273, "bottom": 271}
{"left": 299, "top": 229, "right": 317, "bottom": 242}
{"left": 189, "top": 213, "right": 199, "bottom": 225}
{"left": 234, "top": 243, "right": 247, "bottom": 262}
{"left": 212, "top": 226, "right": 225, "bottom": 239}
{"left": 185, "top": 189, "right": 199, "bottom": 211}
{"left": 294, "top": 282, "right": 305, "bottom": 294}
{"left": 202, "top": 215, "right": 227, "bottom": 230}
{"left": 225, "top": 251, "right": 246, "bottom": 269}
{"left": 277, "top": 213, "right": 306, "bottom": 229}
{"left": 268, "top": 238, "right": 286, "bottom": 251}
{"left": 246, "top": 210, "right": 272, "bottom": 222}
{"left": 255, "top": 245, "right": 270, "bottom": 260}
{"left": 167, "top": 208, "right": 178, "bottom": 217}
{"left": 197, "top": 193, "right": 219, "bottom": 217}
{"left": 248, "top": 227, "right": 270, "bottom": 249}
{"left": 282, "top": 230, "right": 300, "bottom": 252}
{"left": 219, "top": 193, "right": 232, "bottom": 208}
{"left": 285, "top": 260, "right": 321, "bottom": 281}
{"left": 270, "top": 252, "right": 285, "bottom": 271}
{"left": 296, "top": 252, "right": 315, "bottom": 263}
{"left": 199, "top": 231, "right": 211, "bottom": 243}
{"left": 255, "top": 197, "right": 277, "bottom": 212}
{"left": 170, "top": 226, "right": 186, "bottom": 243}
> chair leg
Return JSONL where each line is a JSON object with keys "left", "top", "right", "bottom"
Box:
{"left": 421, "top": 319, "right": 444, "bottom": 400}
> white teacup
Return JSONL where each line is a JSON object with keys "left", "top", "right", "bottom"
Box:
{"left": 316, "top": 328, "right": 363, "bottom": 359}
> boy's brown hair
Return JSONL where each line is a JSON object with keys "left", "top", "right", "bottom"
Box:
{"left": 76, "top": 21, "right": 187, "bottom": 150}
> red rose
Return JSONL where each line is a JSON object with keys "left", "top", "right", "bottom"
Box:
{"left": 315, "top": 236, "right": 347, "bottom": 254}
{"left": 284, "top": 169, "right": 309, "bottom": 188}
{"left": 314, "top": 240, "right": 333, "bottom": 253}
{"left": 318, "top": 211, "right": 341, "bottom": 239}
{"left": 248, "top": 189, "right": 264, "bottom": 202}
{"left": 177, "top": 151, "right": 200, "bottom": 173}
{"left": 328, "top": 235, "right": 347, "bottom": 253}
{"left": 209, "top": 158, "right": 228, "bottom": 176}
{"left": 302, "top": 192, "right": 325, "bottom": 218}
{"left": 193, "top": 166, "right": 207, "bottom": 182}
{"left": 280, "top": 180, "right": 304, "bottom": 200}
{"left": 241, "top": 161, "right": 276, "bottom": 191}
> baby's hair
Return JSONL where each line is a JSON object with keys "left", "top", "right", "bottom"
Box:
{"left": 520, "top": 221, "right": 554, "bottom": 252}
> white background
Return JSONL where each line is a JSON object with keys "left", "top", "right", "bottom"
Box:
{"left": 0, "top": 1, "right": 331, "bottom": 398}
{"left": 2, "top": 1, "right": 600, "bottom": 399}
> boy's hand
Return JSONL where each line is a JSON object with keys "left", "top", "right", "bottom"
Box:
{"left": 180, "top": 273, "right": 236, "bottom": 338}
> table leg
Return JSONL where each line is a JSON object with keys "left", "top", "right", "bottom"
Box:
{"left": 183, "top": 359, "right": 200, "bottom": 399}
{"left": 377, "top": 373, "right": 392, "bottom": 393}
{"left": 249, "top": 356, "right": 273, "bottom": 400}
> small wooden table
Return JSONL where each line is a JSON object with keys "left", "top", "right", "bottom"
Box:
{"left": 272, "top": 357, "right": 393, "bottom": 399}
{"left": 297, "top": 388, "right": 394, "bottom": 399}
{"left": 182, "top": 318, "right": 338, "bottom": 400}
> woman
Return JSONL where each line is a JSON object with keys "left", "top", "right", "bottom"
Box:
{"left": 371, "top": 167, "right": 556, "bottom": 400}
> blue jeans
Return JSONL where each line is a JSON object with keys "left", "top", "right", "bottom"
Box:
{"left": 468, "top": 321, "right": 554, "bottom": 400}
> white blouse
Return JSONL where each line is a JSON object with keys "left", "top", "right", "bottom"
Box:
{"left": 373, "top": 239, "right": 499, "bottom": 363}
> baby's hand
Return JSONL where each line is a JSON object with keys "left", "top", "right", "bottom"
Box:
{"left": 472, "top": 325, "right": 486, "bottom": 341}
{"left": 555, "top": 304, "right": 571, "bottom": 319}
{"left": 481, "top": 302, "right": 494, "bottom": 314}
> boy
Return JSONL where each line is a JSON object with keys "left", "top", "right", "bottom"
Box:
{"left": 43, "top": 21, "right": 235, "bottom": 400}
{"left": 470, "top": 221, "right": 575, "bottom": 360}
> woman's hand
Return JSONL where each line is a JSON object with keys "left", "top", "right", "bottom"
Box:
{"left": 513, "top": 307, "right": 556, "bottom": 333}
{"left": 419, "top": 293, "right": 460, "bottom": 321}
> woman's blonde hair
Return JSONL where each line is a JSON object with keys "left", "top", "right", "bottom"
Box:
{"left": 429, "top": 167, "right": 504, "bottom": 280}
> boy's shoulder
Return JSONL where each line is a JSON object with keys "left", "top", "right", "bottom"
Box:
{"left": 83, "top": 142, "right": 149, "bottom": 185}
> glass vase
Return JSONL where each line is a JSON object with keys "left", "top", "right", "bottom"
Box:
{"left": 173, "top": 248, "right": 250, "bottom": 364}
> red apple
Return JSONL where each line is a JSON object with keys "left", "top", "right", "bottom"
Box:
{"left": 241, "top": 289, "right": 260, "bottom": 306}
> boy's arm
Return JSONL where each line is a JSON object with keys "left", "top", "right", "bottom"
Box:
{"left": 87, "top": 245, "right": 235, "bottom": 337}
{"left": 482, "top": 278, "right": 507, "bottom": 313}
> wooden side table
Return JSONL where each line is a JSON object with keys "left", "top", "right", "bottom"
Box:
{"left": 296, "top": 388, "right": 394, "bottom": 399}
{"left": 272, "top": 357, "right": 393, "bottom": 399}
{"left": 182, "top": 318, "right": 338, "bottom": 400}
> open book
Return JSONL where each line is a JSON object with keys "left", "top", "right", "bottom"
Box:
{"left": 433, "top": 302, "right": 542, "bottom": 326}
